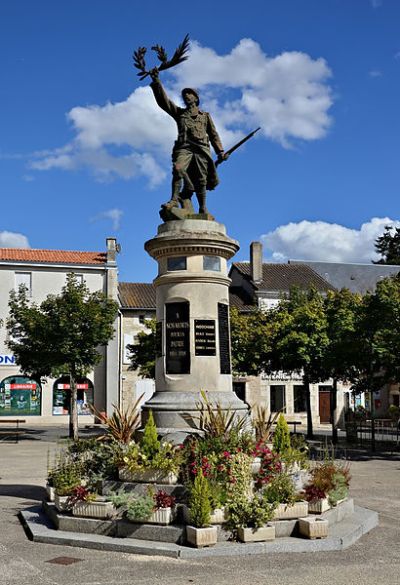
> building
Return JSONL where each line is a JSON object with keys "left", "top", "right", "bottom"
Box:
{"left": 0, "top": 239, "right": 119, "bottom": 423}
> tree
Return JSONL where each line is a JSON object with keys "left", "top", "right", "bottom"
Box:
{"left": 127, "top": 318, "right": 156, "bottom": 379}
{"left": 230, "top": 307, "right": 271, "bottom": 377}
{"left": 7, "top": 274, "right": 119, "bottom": 440}
{"left": 265, "top": 287, "right": 330, "bottom": 439}
{"left": 373, "top": 225, "right": 400, "bottom": 265}
{"left": 324, "top": 289, "right": 362, "bottom": 443}
{"left": 348, "top": 275, "right": 400, "bottom": 449}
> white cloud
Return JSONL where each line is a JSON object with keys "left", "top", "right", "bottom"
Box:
{"left": 370, "top": 0, "right": 382, "bottom": 7}
{"left": 29, "top": 39, "right": 334, "bottom": 186}
{"left": 90, "top": 208, "right": 123, "bottom": 230}
{"left": 0, "top": 231, "right": 30, "bottom": 248}
{"left": 369, "top": 69, "right": 382, "bottom": 78}
{"left": 261, "top": 217, "right": 400, "bottom": 263}
{"left": 394, "top": 51, "right": 400, "bottom": 60}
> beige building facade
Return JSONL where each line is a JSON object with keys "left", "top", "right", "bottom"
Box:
{"left": 0, "top": 239, "right": 119, "bottom": 423}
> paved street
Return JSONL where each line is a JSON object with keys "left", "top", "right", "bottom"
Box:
{"left": 0, "top": 428, "right": 399, "bottom": 585}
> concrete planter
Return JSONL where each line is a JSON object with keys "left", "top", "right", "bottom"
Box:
{"left": 148, "top": 507, "right": 176, "bottom": 525}
{"left": 186, "top": 525, "right": 218, "bottom": 548}
{"left": 272, "top": 501, "right": 308, "bottom": 520}
{"left": 118, "top": 468, "right": 178, "bottom": 484}
{"left": 54, "top": 494, "right": 70, "bottom": 512}
{"left": 308, "top": 497, "right": 330, "bottom": 514}
{"left": 298, "top": 517, "right": 329, "bottom": 539}
{"left": 182, "top": 504, "right": 226, "bottom": 525}
{"left": 72, "top": 500, "right": 115, "bottom": 519}
{"left": 237, "top": 524, "right": 275, "bottom": 543}
{"left": 251, "top": 457, "right": 262, "bottom": 475}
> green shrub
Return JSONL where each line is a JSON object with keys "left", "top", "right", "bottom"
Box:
{"left": 273, "top": 414, "right": 291, "bottom": 454}
{"left": 189, "top": 470, "right": 212, "bottom": 528}
{"left": 141, "top": 411, "right": 160, "bottom": 459}
{"left": 263, "top": 472, "right": 297, "bottom": 505}
{"left": 109, "top": 490, "right": 154, "bottom": 521}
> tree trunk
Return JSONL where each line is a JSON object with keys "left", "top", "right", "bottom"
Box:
{"left": 331, "top": 378, "right": 338, "bottom": 445}
{"left": 69, "top": 371, "right": 79, "bottom": 441}
{"left": 304, "top": 374, "right": 314, "bottom": 440}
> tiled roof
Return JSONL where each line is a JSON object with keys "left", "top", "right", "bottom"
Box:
{"left": 119, "top": 282, "right": 157, "bottom": 309}
{"left": 119, "top": 281, "right": 257, "bottom": 312}
{"left": 0, "top": 248, "right": 107, "bottom": 265}
{"left": 229, "top": 289, "right": 257, "bottom": 312}
{"left": 292, "top": 260, "right": 400, "bottom": 294}
{"left": 232, "top": 262, "right": 335, "bottom": 292}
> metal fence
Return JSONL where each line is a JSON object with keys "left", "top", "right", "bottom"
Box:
{"left": 346, "top": 419, "right": 400, "bottom": 450}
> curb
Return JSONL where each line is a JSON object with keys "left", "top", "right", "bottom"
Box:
{"left": 19, "top": 505, "right": 379, "bottom": 559}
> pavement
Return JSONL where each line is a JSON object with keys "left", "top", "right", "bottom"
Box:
{"left": 0, "top": 426, "right": 399, "bottom": 585}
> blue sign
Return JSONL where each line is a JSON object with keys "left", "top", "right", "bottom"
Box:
{"left": 0, "top": 355, "right": 16, "bottom": 366}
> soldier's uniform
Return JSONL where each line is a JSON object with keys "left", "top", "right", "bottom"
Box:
{"left": 150, "top": 79, "right": 224, "bottom": 204}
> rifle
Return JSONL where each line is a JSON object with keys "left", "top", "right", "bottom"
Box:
{"left": 215, "top": 127, "right": 261, "bottom": 167}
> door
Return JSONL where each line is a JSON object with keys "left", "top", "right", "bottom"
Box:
{"left": 319, "top": 386, "right": 332, "bottom": 424}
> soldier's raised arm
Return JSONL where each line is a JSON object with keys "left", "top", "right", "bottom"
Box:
{"left": 149, "top": 68, "right": 179, "bottom": 119}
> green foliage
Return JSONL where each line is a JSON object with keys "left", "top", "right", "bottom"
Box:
{"left": 263, "top": 472, "right": 297, "bottom": 505}
{"left": 6, "top": 274, "right": 118, "bottom": 440}
{"left": 191, "top": 390, "right": 249, "bottom": 442}
{"left": 49, "top": 455, "right": 84, "bottom": 496}
{"left": 251, "top": 405, "right": 280, "bottom": 443}
{"left": 388, "top": 404, "right": 400, "bottom": 421}
{"left": 122, "top": 438, "right": 183, "bottom": 474}
{"left": 373, "top": 225, "right": 400, "bottom": 265}
{"left": 348, "top": 276, "right": 400, "bottom": 397}
{"left": 141, "top": 411, "right": 160, "bottom": 459}
{"left": 89, "top": 397, "right": 143, "bottom": 444}
{"left": 305, "top": 459, "right": 351, "bottom": 505}
{"left": 230, "top": 307, "right": 272, "bottom": 376}
{"left": 109, "top": 490, "right": 154, "bottom": 521}
{"left": 66, "top": 438, "right": 123, "bottom": 483}
{"left": 188, "top": 470, "right": 212, "bottom": 528}
{"left": 227, "top": 491, "right": 276, "bottom": 530}
{"left": 127, "top": 318, "right": 156, "bottom": 379}
{"left": 273, "top": 414, "right": 291, "bottom": 454}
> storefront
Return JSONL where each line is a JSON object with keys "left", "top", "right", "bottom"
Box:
{"left": 52, "top": 376, "right": 94, "bottom": 416}
{"left": 0, "top": 375, "right": 41, "bottom": 416}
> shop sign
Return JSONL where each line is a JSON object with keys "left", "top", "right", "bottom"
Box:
{"left": 0, "top": 355, "right": 15, "bottom": 366}
{"left": 57, "top": 383, "right": 89, "bottom": 390}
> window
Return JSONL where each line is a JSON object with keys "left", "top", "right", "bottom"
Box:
{"left": 73, "top": 273, "right": 84, "bottom": 285}
{"left": 15, "top": 272, "right": 32, "bottom": 296}
{"left": 0, "top": 376, "right": 41, "bottom": 416}
{"left": 233, "top": 381, "right": 246, "bottom": 403}
{"left": 203, "top": 256, "right": 221, "bottom": 271}
{"left": 139, "top": 315, "right": 146, "bottom": 324}
{"left": 294, "top": 385, "right": 307, "bottom": 412}
{"left": 167, "top": 256, "right": 187, "bottom": 271}
{"left": 270, "top": 385, "right": 286, "bottom": 412}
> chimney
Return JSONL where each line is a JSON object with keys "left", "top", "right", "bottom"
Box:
{"left": 106, "top": 237, "right": 118, "bottom": 264}
{"left": 250, "top": 241, "right": 263, "bottom": 283}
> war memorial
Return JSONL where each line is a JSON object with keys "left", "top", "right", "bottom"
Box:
{"left": 20, "top": 36, "right": 378, "bottom": 557}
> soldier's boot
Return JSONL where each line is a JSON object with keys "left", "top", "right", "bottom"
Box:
{"left": 196, "top": 187, "right": 208, "bottom": 215}
{"left": 163, "top": 178, "right": 181, "bottom": 209}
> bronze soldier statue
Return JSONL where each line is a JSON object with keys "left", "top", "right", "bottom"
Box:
{"left": 149, "top": 68, "right": 227, "bottom": 216}
{"left": 133, "top": 36, "right": 259, "bottom": 220}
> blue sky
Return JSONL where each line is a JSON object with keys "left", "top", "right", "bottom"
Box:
{"left": 1, "top": 0, "right": 400, "bottom": 282}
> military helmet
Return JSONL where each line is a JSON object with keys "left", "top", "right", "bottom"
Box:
{"left": 181, "top": 87, "right": 200, "bottom": 105}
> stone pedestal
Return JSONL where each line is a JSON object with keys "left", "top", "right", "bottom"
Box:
{"left": 143, "top": 219, "right": 248, "bottom": 438}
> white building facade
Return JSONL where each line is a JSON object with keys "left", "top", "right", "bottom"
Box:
{"left": 0, "top": 239, "right": 119, "bottom": 423}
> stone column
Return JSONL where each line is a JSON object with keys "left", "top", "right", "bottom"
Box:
{"left": 143, "top": 219, "right": 248, "bottom": 438}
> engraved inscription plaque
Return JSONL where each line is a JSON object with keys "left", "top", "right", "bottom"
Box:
{"left": 165, "top": 302, "right": 190, "bottom": 374}
{"left": 218, "top": 303, "right": 231, "bottom": 374}
{"left": 195, "top": 320, "right": 216, "bottom": 356}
